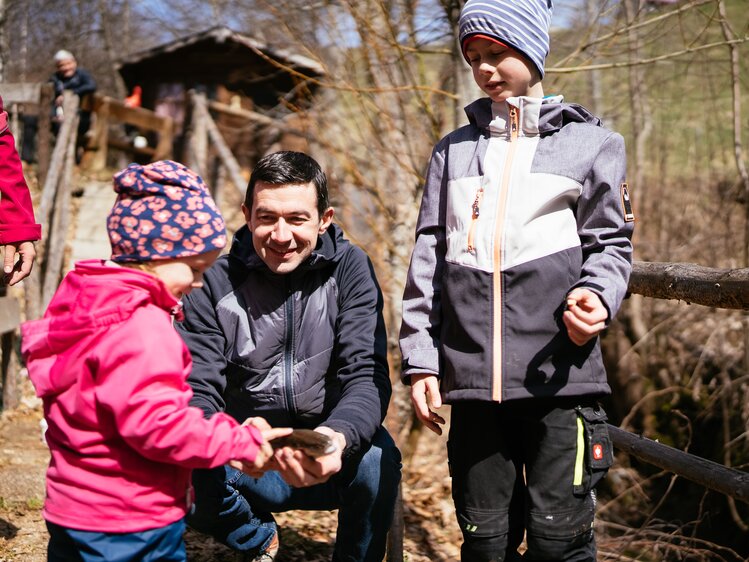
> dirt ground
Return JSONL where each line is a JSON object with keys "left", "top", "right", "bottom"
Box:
{"left": 0, "top": 374, "right": 461, "bottom": 562}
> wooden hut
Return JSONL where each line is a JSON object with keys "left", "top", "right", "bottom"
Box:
{"left": 116, "top": 26, "right": 325, "bottom": 167}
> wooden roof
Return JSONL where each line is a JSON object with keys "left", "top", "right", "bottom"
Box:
{"left": 117, "top": 26, "right": 325, "bottom": 109}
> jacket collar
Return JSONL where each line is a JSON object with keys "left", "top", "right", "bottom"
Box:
{"left": 465, "top": 95, "right": 602, "bottom": 136}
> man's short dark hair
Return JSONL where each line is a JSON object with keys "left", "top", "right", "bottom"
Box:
{"left": 245, "top": 151, "right": 329, "bottom": 216}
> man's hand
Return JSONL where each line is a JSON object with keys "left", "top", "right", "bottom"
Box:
{"left": 562, "top": 288, "right": 608, "bottom": 346}
{"left": 229, "top": 417, "right": 292, "bottom": 478}
{"left": 273, "top": 426, "right": 346, "bottom": 488}
{"left": 410, "top": 373, "right": 445, "bottom": 435}
{"left": 3, "top": 241, "right": 36, "bottom": 286}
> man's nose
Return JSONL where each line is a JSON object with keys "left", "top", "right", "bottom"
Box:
{"left": 271, "top": 220, "right": 292, "bottom": 243}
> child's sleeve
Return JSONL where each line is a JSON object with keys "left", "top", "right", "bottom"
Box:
{"left": 0, "top": 97, "right": 42, "bottom": 245}
{"left": 399, "top": 145, "right": 448, "bottom": 383}
{"left": 95, "top": 308, "right": 264, "bottom": 468}
{"left": 574, "top": 131, "right": 634, "bottom": 320}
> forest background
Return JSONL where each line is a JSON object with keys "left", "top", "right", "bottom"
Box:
{"left": 1, "top": 0, "right": 749, "bottom": 560}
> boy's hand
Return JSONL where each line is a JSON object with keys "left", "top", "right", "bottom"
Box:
{"left": 230, "top": 417, "right": 292, "bottom": 478}
{"left": 273, "top": 426, "right": 345, "bottom": 487}
{"left": 410, "top": 373, "right": 445, "bottom": 435}
{"left": 563, "top": 288, "right": 608, "bottom": 346}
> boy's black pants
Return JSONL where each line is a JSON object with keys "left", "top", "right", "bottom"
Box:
{"left": 448, "top": 397, "right": 612, "bottom": 562}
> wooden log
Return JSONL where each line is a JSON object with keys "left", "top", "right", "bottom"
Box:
{"left": 0, "top": 82, "right": 42, "bottom": 105}
{"left": 37, "top": 83, "right": 54, "bottom": 187}
{"left": 37, "top": 92, "right": 79, "bottom": 242}
{"left": 629, "top": 261, "right": 749, "bottom": 310}
{"left": 42, "top": 112, "right": 78, "bottom": 310}
{"left": 608, "top": 424, "right": 749, "bottom": 504}
{"left": 206, "top": 99, "right": 274, "bottom": 126}
{"left": 0, "top": 291, "right": 20, "bottom": 411}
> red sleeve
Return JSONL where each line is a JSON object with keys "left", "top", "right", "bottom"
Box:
{"left": 96, "top": 307, "right": 264, "bottom": 468}
{"left": 0, "top": 96, "right": 42, "bottom": 244}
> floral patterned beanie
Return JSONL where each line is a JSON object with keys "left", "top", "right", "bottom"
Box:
{"left": 107, "top": 160, "right": 227, "bottom": 263}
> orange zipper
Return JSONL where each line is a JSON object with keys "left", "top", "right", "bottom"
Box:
{"left": 492, "top": 105, "right": 519, "bottom": 402}
{"left": 466, "top": 187, "right": 484, "bottom": 253}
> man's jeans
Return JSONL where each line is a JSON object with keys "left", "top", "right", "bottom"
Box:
{"left": 188, "top": 426, "right": 401, "bottom": 561}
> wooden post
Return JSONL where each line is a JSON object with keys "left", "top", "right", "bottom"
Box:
{"left": 37, "top": 83, "right": 54, "bottom": 188}
{"left": 37, "top": 92, "right": 79, "bottom": 242}
{"left": 154, "top": 116, "right": 174, "bottom": 161}
{"left": 192, "top": 93, "right": 246, "bottom": 197}
{"left": 85, "top": 96, "right": 110, "bottom": 171}
{"left": 188, "top": 91, "right": 208, "bottom": 176}
{"left": 42, "top": 112, "right": 78, "bottom": 311}
{"left": 0, "top": 288, "right": 21, "bottom": 411}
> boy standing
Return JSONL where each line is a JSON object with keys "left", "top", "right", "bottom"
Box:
{"left": 399, "top": 1, "right": 634, "bottom": 560}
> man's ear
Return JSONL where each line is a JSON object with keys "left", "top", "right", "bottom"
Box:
{"left": 319, "top": 207, "right": 335, "bottom": 234}
{"left": 241, "top": 203, "right": 251, "bottom": 223}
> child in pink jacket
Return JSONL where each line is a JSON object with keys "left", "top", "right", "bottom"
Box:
{"left": 21, "top": 160, "right": 290, "bottom": 562}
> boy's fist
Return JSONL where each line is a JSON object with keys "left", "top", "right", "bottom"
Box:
{"left": 563, "top": 288, "right": 608, "bottom": 346}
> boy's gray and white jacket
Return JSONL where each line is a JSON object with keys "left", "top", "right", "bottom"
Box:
{"left": 399, "top": 95, "right": 634, "bottom": 403}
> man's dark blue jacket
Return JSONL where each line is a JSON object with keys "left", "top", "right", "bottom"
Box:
{"left": 176, "top": 224, "right": 391, "bottom": 458}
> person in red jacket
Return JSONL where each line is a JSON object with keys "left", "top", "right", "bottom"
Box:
{"left": 0, "top": 95, "right": 41, "bottom": 286}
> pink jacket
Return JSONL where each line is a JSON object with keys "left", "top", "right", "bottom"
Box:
{"left": 21, "top": 260, "right": 264, "bottom": 533}
{"left": 0, "top": 95, "right": 41, "bottom": 244}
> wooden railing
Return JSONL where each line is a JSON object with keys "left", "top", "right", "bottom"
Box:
{"left": 82, "top": 94, "right": 174, "bottom": 170}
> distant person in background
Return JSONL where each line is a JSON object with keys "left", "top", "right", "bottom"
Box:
{"left": 50, "top": 50, "right": 97, "bottom": 160}
{"left": 0, "top": 95, "right": 41, "bottom": 286}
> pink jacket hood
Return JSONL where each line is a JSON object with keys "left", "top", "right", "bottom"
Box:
{"left": 23, "top": 260, "right": 180, "bottom": 398}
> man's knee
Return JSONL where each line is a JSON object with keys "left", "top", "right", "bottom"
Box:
{"left": 352, "top": 428, "right": 402, "bottom": 496}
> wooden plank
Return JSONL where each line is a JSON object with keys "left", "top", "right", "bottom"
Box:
{"left": 629, "top": 261, "right": 749, "bottom": 310}
{"left": 0, "top": 297, "right": 20, "bottom": 334}
{"left": 609, "top": 424, "right": 749, "bottom": 504}
{"left": 93, "top": 95, "right": 171, "bottom": 132}
{"left": 0, "top": 82, "right": 42, "bottom": 104}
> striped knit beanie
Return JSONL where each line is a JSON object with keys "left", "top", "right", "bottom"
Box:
{"left": 107, "top": 160, "right": 226, "bottom": 263}
{"left": 459, "top": 0, "right": 553, "bottom": 79}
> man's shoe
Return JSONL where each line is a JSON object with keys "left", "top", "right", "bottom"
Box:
{"left": 235, "top": 532, "right": 280, "bottom": 562}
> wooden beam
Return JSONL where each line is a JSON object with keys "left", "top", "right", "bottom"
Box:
{"left": 206, "top": 99, "right": 274, "bottom": 126}
{"left": 0, "top": 296, "right": 20, "bottom": 335}
{"left": 609, "top": 424, "right": 749, "bottom": 504}
{"left": 629, "top": 261, "right": 749, "bottom": 310}
{"left": 92, "top": 95, "right": 172, "bottom": 132}
{"left": 0, "top": 82, "right": 42, "bottom": 104}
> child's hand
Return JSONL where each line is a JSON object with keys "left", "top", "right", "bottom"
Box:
{"left": 230, "top": 417, "right": 292, "bottom": 477}
{"left": 410, "top": 373, "right": 445, "bottom": 435}
{"left": 563, "top": 288, "right": 608, "bottom": 346}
